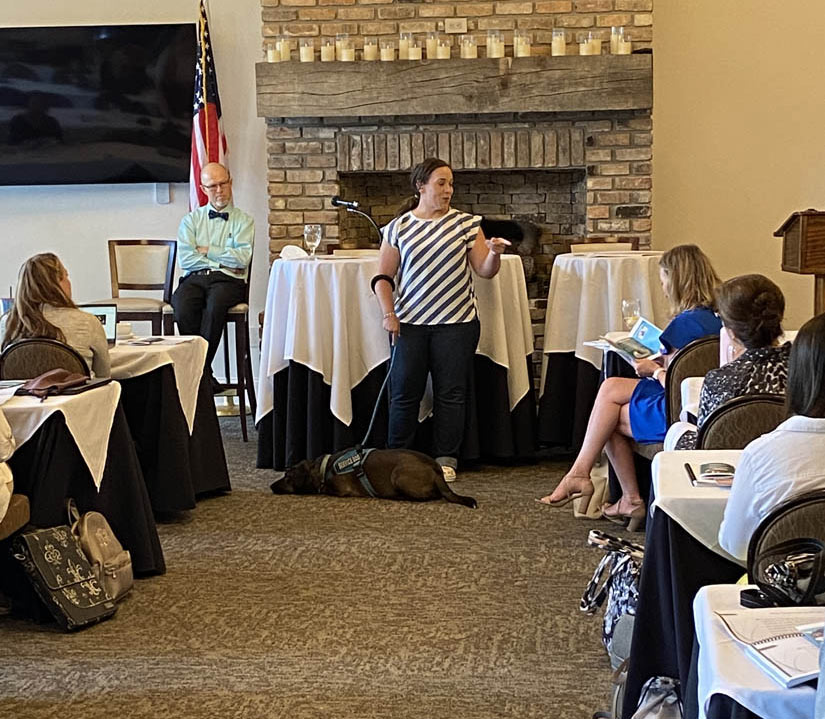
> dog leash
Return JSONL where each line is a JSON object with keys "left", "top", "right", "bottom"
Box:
{"left": 360, "top": 341, "right": 397, "bottom": 448}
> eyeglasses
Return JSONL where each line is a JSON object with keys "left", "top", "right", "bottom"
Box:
{"left": 202, "top": 179, "right": 231, "bottom": 190}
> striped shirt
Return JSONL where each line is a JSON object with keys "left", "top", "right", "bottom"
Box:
{"left": 383, "top": 208, "right": 482, "bottom": 325}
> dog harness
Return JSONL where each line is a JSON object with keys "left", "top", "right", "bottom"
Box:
{"left": 319, "top": 447, "right": 378, "bottom": 497}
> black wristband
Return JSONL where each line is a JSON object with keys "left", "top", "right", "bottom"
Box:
{"left": 370, "top": 274, "right": 396, "bottom": 294}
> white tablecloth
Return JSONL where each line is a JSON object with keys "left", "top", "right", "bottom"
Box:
{"left": 110, "top": 336, "right": 207, "bottom": 433}
{"left": 541, "top": 251, "right": 670, "bottom": 390}
{"left": 651, "top": 449, "right": 743, "bottom": 560}
{"left": 694, "top": 584, "right": 818, "bottom": 719}
{"left": 257, "top": 254, "right": 534, "bottom": 426}
{"left": 0, "top": 382, "right": 121, "bottom": 489}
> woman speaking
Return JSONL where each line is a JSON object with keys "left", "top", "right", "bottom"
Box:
{"left": 372, "top": 158, "right": 510, "bottom": 482}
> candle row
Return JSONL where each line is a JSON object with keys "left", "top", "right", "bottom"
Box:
{"left": 265, "top": 27, "right": 633, "bottom": 63}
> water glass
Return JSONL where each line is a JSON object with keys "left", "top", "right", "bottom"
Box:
{"left": 622, "top": 298, "right": 641, "bottom": 331}
{"left": 304, "top": 224, "right": 322, "bottom": 259}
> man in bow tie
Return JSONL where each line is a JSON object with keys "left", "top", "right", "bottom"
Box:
{"left": 171, "top": 162, "right": 254, "bottom": 391}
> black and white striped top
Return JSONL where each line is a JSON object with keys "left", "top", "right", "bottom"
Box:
{"left": 383, "top": 208, "right": 482, "bottom": 325}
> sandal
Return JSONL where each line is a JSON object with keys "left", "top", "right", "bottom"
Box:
{"left": 602, "top": 498, "right": 646, "bottom": 532}
{"left": 536, "top": 475, "right": 594, "bottom": 508}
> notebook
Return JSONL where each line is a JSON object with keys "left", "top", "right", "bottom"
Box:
{"left": 78, "top": 305, "right": 117, "bottom": 347}
{"left": 717, "top": 608, "right": 825, "bottom": 687}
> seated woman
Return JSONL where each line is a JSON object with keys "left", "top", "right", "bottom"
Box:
{"left": 719, "top": 313, "right": 825, "bottom": 562}
{"left": 668, "top": 274, "right": 790, "bottom": 450}
{"left": 538, "top": 244, "right": 722, "bottom": 530}
{"left": 0, "top": 253, "right": 111, "bottom": 378}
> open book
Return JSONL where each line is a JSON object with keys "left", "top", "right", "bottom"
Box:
{"left": 717, "top": 608, "right": 825, "bottom": 687}
{"left": 600, "top": 317, "right": 663, "bottom": 365}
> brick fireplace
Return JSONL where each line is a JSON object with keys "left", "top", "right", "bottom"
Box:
{"left": 256, "top": 2, "right": 653, "bottom": 385}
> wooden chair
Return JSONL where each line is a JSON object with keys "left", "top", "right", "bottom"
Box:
{"left": 220, "top": 268, "right": 257, "bottom": 443}
{"left": 629, "top": 334, "right": 721, "bottom": 462}
{"left": 570, "top": 237, "right": 639, "bottom": 253}
{"left": 86, "top": 239, "right": 177, "bottom": 335}
{"left": 696, "top": 394, "right": 786, "bottom": 450}
{"left": 0, "top": 338, "right": 90, "bottom": 379}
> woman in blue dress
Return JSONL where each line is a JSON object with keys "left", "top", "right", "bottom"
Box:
{"left": 538, "top": 245, "right": 722, "bottom": 529}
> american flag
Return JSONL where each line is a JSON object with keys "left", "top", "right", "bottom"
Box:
{"left": 190, "top": 0, "right": 228, "bottom": 209}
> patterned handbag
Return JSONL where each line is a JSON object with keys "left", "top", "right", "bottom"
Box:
{"left": 581, "top": 529, "right": 644, "bottom": 668}
{"left": 12, "top": 526, "right": 118, "bottom": 631}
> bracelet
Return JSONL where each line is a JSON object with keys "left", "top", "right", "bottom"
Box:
{"left": 653, "top": 367, "right": 666, "bottom": 382}
{"left": 383, "top": 311, "right": 396, "bottom": 319}
{"left": 370, "top": 274, "right": 396, "bottom": 294}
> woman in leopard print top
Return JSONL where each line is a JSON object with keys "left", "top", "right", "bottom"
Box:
{"left": 674, "top": 274, "right": 788, "bottom": 450}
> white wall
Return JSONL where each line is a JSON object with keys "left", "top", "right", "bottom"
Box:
{"left": 0, "top": 0, "right": 268, "bottom": 372}
{"left": 653, "top": 0, "right": 825, "bottom": 330}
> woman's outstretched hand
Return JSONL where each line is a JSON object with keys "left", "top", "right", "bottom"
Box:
{"left": 485, "top": 236, "right": 511, "bottom": 254}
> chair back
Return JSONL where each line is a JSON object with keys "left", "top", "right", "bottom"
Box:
{"left": 664, "top": 335, "right": 720, "bottom": 425}
{"left": 696, "top": 394, "right": 786, "bottom": 450}
{"left": 747, "top": 489, "right": 825, "bottom": 584}
{"left": 0, "top": 338, "right": 90, "bottom": 379}
{"left": 570, "top": 242, "right": 637, "bottom": 253}
{"left": 108, "top": 239, "right": 177, "bottom": 303}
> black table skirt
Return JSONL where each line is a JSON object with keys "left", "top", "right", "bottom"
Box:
{"left": 119, "top": 368, "right": 231, "bottom": 512}
{"left": 621, "top": 503, "right": 743, "bottom": 718}
{"left": 537, "top": 352, "right": 600, "bottom": 453}
{"left": 257, "top": 355, "right": 537, "bottom": 471}
{"left": 8, "top": 406, "right": 165, "bottom": 575}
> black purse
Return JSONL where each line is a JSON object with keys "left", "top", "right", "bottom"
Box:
{"left": 742, "top": 538, "right": 825, "bottom": 609}
{"left": 12, "top": 525, "right": 118, "bottom": 631}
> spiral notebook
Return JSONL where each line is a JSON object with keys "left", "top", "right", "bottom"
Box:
{"left": 717, "top": 608, "right": 825, "bottom": 687}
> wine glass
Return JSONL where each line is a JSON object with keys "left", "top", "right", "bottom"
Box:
{"left": 303, "top": 224, "right": 322, "bottom": 260}
{"left": 621, "top": 298, "right": 640, "bottom": 331}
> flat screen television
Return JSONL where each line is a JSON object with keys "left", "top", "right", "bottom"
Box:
{"left": 0, "top": 23, "right": 195, "bottom": 186}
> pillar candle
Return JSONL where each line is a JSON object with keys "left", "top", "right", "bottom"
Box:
{"left": 616, "top": 38, "right": 632, "bottom": 54}
{"left": 380, "top": 46, "right": 395, "bottom": 61}
{"left": 363, "top": 40, "right": 379, "bottom": 61}
{"left": 514, "top": 37, "right": 531, "bottom": 57}
{"left": 398, "top": 34, "right": 410, "bottom": 60}
{"left": 407, "top": 45, "right": 422, "bottom": 60}
{"left": 266, "top": 44, "right": 279, "bottom": 63}
{"left": 551, "top": 32, "right": 566, "bottom": 56}
{"left": 610, "top": 26, "right": 622, "bottom": 55}
{"left": 300, "top": 41, "right": 315, "bottom": 62}
{"left": 320, "top": 42, "right": 335, "bottom": 62}
{"left": 279, "top": 40, "right": 291, "bottom": 62}
{"left": 436, "top": 43, "right": 451, "bottom": 59}
{"left": 426, "top": 35, "right": 439, "bottom": 60}
{"left": 589, "top": 38, "right": 602, "bottom": 54}
{"left": 339, "top": 47, "right": 355, "bottom": 62}
{"left": 460, "top": 36, "right": 478, "bottom": 59}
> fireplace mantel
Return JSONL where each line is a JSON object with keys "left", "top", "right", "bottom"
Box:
{"left": 256, "top": 55, "right": 652, "bottom": 120}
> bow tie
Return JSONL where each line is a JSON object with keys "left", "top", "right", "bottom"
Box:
{"left": 208, "top": 210, "right": 229, "bottom": 221}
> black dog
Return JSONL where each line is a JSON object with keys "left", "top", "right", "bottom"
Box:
{"left": 271, "top": 448, "right": 477, "bottom": 509}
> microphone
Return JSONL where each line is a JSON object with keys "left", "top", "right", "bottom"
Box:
{"left": 331, "top": 195, "right": 360, "bottom": 210}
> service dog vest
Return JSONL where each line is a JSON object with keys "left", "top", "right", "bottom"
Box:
{"left": 319, "top": 447, "right": 378, "bottom": 497}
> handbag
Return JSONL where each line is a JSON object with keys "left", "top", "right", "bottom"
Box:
{"left": 630, "top": 676, "right": 682, "bottom": 719}
{"left": 581, "top": 529, "right": 644, "bottom": 668}
{"left": 15, "top": 369, "right": 89, "bottom": 400}
{"left": 68, "top": 499, "right": 133, "bottom": 602}
{"left": 744, "top": 538, "right": 825, "bottom": 608}
{"left": 12, "top": 525, "right": 118, "bottom": 631}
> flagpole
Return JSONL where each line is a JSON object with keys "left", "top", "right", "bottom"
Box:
{"left": 200, "top": 0, "right": 210, "bottom": 159}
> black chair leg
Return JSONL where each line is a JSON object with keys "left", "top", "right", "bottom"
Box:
{"left": 234, "top": 317, "right": 248, "bottom": 442}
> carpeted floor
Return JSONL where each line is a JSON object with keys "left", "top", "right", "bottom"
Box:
{"left": 0, "top": 420, "right": 615, "bottom": 718}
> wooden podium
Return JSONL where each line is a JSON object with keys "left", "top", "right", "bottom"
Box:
{"left": 774, "top": 209, "right": 825, "bottom": 315}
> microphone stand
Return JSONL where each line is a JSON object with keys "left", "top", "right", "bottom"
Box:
{"left": 343, "top": 206, "right": 382, "bottom": 246}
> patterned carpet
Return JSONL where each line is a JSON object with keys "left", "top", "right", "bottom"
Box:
{"left": 0, "top": 420, "right": 615, "bottom": 718}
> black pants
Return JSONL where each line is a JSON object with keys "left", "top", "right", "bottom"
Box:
{"left": 388, "top": 319, "right": 480, "bottom": 467}
{"left": 171, "top": 271, "right": 246, "bottom": 368}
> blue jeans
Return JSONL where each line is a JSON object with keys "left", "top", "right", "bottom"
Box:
{"left": 387, "top": 319, "right": 480, "bottom": 468}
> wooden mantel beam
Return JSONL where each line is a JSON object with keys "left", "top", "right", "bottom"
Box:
{"left": 256, "top": 54, "right": 652, "bottom": 119}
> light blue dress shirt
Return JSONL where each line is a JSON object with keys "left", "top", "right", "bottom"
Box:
{"left": 177, "top": 202, "right": 254, "bottom": 281}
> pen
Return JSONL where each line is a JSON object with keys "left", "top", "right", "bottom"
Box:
{"left": 684, "top": 463, "right": 698, "bottom": 485}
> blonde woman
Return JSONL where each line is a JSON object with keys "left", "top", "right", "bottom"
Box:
{"left": 0, "top": 253, "right": 110, "bottom": 377}
{"left": 538, "top": 245, "right": 722, "bottom": 529}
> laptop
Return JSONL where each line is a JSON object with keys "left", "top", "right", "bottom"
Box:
{"left": 78, "top": 304, "right": 118, "bottom": 346}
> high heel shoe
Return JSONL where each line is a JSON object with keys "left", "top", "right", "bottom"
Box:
{"left": 537, "top": 476, "right": 594, "bottom": 508}
{"left": 601, "top": 499, "right": 646, "bottom": 532}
